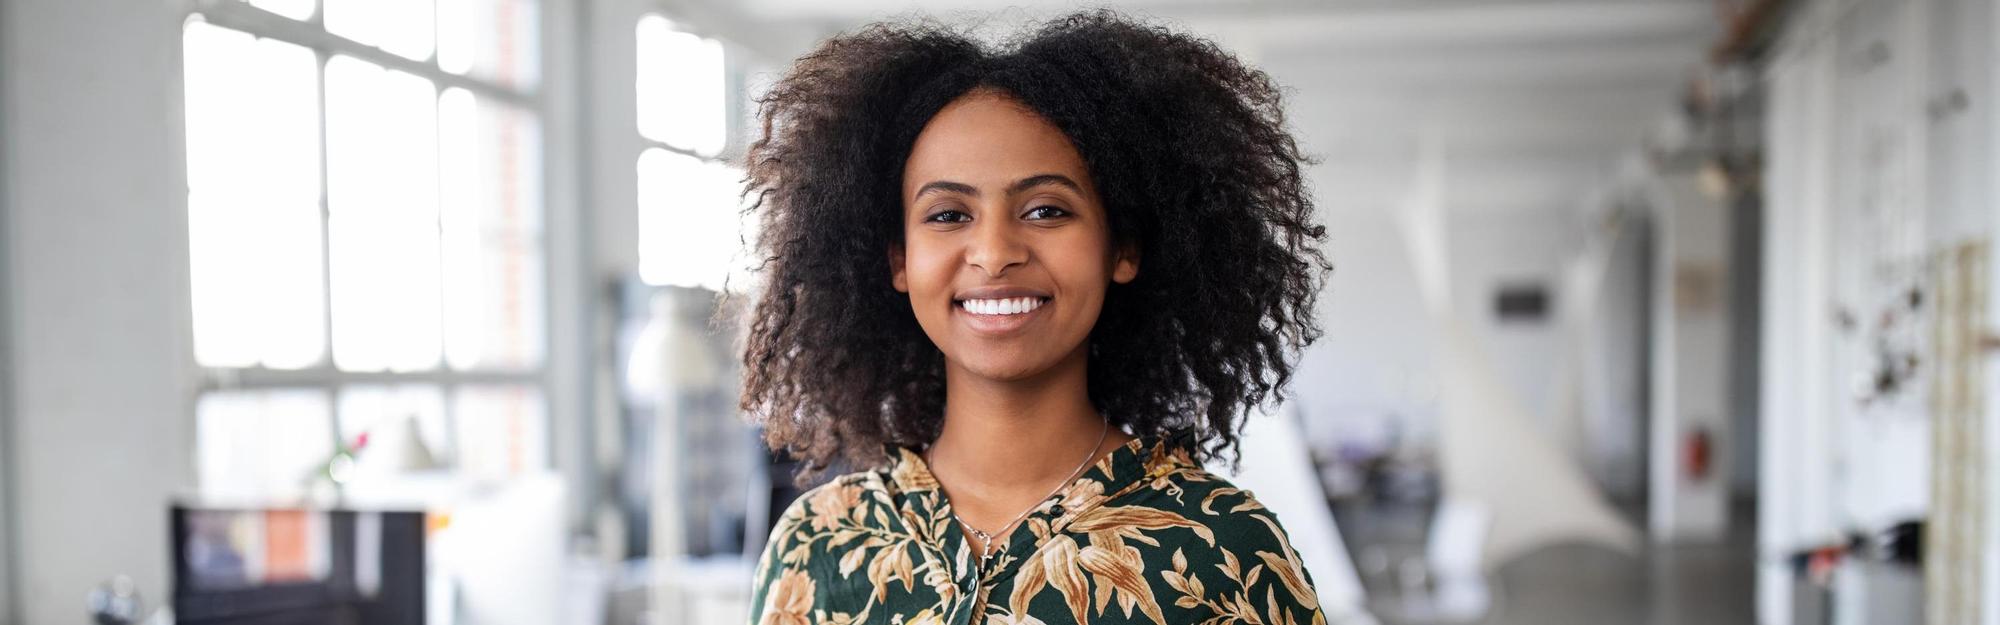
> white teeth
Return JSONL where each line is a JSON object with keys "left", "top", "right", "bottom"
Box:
{"left": 961, "top": 297, "right": 1044, "bottom": 315}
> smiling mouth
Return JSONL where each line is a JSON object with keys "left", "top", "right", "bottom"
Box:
{"left": 956, "top": 296, "right": 1050, "bottom": 316}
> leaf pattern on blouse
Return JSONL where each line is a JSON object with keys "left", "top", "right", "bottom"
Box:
{"left": 747, "top": 434, "right": 1327, "bottom": 625}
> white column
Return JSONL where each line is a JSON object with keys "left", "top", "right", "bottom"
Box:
{"left": 1646, "top": 174, "right": 1734, "bottom": 543}
{"left": 0, "top": 0, "right": 200, "bottom": 622}
{"left": 1757, "top": 30, "right": 1839, "bottom": 624}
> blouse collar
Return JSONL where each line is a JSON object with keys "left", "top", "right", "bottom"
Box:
{"left": 886, "top": 431, "right": 1183, "bottom": 498}
{"left": 877, "top": 431, "right": 1206, "bottom": 566}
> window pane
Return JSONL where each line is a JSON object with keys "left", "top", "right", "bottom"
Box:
{"left": 437, "top": 0, "right": 540, "bottom": 90}
{"left": 183, "top": 21, "right": 326, "bottom": 369}
{"left": 637, "top": 149, "right": 750, "bottom": 291}
{"left": 337, "top": 385, "right": 450, "bottom": 475}
{"left": 324, "top": 0, "right": 435, "bottom": 61}
{"left": 453, "top": 385, "right": 547, "bottom": 479}
{"left": 246, "top": 0, "right": 316, "bottom": 20}
{"left": 635, "top": 15, "right": 725, "bottom": 156}
{"left": 326, "top": 55, "right": 444, "bottom": 372}
{"left": 197, "top": 389, "right": 334, "bottom": 500}
{"left": 440, "top": 88, "right": 546, "bottom": 371}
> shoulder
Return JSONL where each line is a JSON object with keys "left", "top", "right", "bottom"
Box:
{"left": 1074, "top": 455, "right": 1311, "bottom": 566}
{"left": 771, "top": 469, "right": 888, "bottom": 536}
{"left": 1153, "top": 466, "right": 1306, "bottom": 548}
{"left": 754, "top": 469, "right": 887, "bottom": 576}
{"left": 1076, "top": 441, "right": 1306, "bottom": 549}
{"left": 1136, "top": 467, "right": 1326, "bottom": 609}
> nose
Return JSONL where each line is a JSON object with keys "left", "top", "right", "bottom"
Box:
{"left": 965, "top": 216, "right": 1027, "bottom": 278}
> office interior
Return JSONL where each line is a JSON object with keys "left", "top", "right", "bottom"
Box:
{"left": 0, "top": 0, "right": 1992, "bottom": 623}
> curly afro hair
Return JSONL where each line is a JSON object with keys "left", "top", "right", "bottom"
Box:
{"left": 738, "top": 9, "right": 1328, "bottom": 481}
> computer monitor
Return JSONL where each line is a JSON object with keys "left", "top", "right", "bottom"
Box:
{"left": 171, "top": 506, "right": 425, "bottom": 625}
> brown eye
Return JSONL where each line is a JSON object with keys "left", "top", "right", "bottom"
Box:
{"left": 1023, "top": 205, "right": 1070, "bottom": 220}
{"left": 925, "top": 209, "right": 972, "bottom": 224}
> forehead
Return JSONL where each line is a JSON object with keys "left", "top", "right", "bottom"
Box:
{"left": 901, "top": 91, "right": 1092, "bottom": 194}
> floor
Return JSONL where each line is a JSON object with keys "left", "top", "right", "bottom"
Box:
{"left": 1331, "top": 499, "right": 1758, "bottom": 625}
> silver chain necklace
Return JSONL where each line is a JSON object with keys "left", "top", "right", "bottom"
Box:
{"left": 926, "top": 419, "right": 1109, "bottom": 562}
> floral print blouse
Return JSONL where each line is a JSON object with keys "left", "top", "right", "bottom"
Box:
{"left": 748, "top": 434, "right": 1327, "bottom": 625}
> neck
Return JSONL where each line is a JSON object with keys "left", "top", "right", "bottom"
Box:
{"left": 927, "top": 347, "right": 1108, "bottom": 492}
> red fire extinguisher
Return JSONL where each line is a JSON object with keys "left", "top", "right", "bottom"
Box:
{"left": 1682, "top": 427, "right": 1713, "bottom": 482}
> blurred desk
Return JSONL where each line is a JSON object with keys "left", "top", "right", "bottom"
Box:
{"left": 175, "top": 473, "right": 567, "bottom": 625}
{"left": 173, "top": 506, "right": 426, "bottom": 625}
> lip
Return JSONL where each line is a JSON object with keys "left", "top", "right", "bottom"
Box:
{"left": 954, "top": 285, "right": 1053, "bottom": 300}
{"left": 953, "top": 285, "right": 1053, "bottom": 337}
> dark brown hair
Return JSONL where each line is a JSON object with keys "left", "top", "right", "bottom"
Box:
{"left": 737, "top": 10, "right": 1328, "bottom": 482}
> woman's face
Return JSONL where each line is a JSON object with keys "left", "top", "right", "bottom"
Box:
{"left": 893, "top": 90, "right": 1139, "bottom": 383}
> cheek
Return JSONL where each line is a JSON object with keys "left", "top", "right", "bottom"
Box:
{"left": 901, "top": 239, "right": 958, "bottom": 297}
{"left": 1042, "top": 236, "right": 1115, "bottom": 295}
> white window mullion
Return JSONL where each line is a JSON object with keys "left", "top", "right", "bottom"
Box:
{"left": 315, "top": 49, "right": 338, "bottom": 373}
{"left": 201, "top": 1, "right": 537, "bottom": 111}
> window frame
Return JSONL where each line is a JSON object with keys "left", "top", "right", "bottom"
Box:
{"left": 633, "top": 11, "right": 755, "bottom": 291}
{"left": 634, "top": 11, "right": 746, "bottom": 163}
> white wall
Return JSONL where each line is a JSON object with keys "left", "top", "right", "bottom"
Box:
{"left": 1288, "top": 204, "right": 1618, "bottom": 477}
{"left": 1759, "top": 0, "right": 2000, "bottom": 622}
{"left": 1448, "top": 211, "right": 1582, "bottom": 435}
{"left": 0, "top": 1, "right": 197, "bottom": 623}
{"left": 1278, "top": 62, "right": 1656, "bottom": 492}
{"left": 1289, "top": 211, "right": 1441, "bottom": 447}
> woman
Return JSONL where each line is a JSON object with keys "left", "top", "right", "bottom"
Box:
{"left": 739, "top": 10, "right": 1329, "bottom": 625}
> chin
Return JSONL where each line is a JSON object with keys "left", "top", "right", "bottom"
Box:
{"left": 954, "top": 352, "right": 1059, "bottom": 382}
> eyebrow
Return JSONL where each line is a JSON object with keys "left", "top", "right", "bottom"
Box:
{"left": 912, "top": 173, "right": 1084, "bottom": 201}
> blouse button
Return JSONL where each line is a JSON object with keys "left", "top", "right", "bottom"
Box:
{"left": 1049, "top": 504, "right": 1065, "bottom": 517}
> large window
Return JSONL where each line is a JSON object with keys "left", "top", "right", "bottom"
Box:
{"left": 183, "top": 0, "right": 547, "bottom": 500}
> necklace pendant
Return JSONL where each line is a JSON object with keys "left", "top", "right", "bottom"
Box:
{"left": 930, "top": 419, "right": 1112, "bottom": 569}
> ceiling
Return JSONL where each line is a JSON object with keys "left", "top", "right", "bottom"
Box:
{"left": 688, "top": 0, "right": 1719, "bottom": 219}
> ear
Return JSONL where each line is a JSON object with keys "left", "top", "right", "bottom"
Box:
{"left": 1111, "top": 241, "right": 1140, "bottom": 284}
{"left": 890, "top": 243, "right": 910, "bottom": 293}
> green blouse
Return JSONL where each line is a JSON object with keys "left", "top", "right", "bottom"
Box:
{"left": 747, "top": 434, "right": 1328, "bottom": 625}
